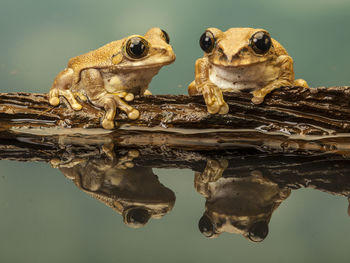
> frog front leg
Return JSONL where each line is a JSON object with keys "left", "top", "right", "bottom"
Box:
{"left": 189, "top": 58, "right": 229, "bottom": 114}
{"left": 49, "top": 68, "right": 87, "bottom": 110}
{"left": 251, "top": 55, "right": 309, "bottom": 104}
{"left": 194, "top": 159, "right": 228, "bottom": 197}
{"left": 81, "top": 69, "right": 139, "bottom": 129}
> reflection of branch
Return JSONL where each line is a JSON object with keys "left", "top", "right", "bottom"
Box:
{"left": 1, "top": 86, "right": 350, "bottom": 134}
{"left": 1, "top": 135, "right": 350, "bottom": 198}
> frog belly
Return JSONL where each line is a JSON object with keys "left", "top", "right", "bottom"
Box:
{"left": 209, "top": 63, "right": 280, "bottom": 91}
{"left": 103, "top": 67, "right": 161, "bottom": 94}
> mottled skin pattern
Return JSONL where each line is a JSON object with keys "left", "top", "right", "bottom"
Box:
{"left": 49, "top": 28, "right": 175, "bottom": 129}
{"left": 188, "top": 27, "right": 308, "bottom": 114}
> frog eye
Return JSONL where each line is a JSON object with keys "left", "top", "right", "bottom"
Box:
{"left": 124, "top": 207, "right": 151, "bottom": 227}
{"left": 198, "top": 214, "right": 215, "bottom": 237}
{"left": 250, "top": 31, "right": 272, "bottom": 55}
{"left": 247, "top": 221, "right": 269, "bottom": 242}
{"left": 161, "top": 29, "right": 170, "bottom": 44}
{"left": 125, "top": 37, "right": 149, "bottom": 59}
{"left": 199, "top": 31, "right": 215, "bottom": 53}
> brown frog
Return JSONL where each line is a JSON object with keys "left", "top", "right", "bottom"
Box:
{"left": 188, "top": 27, "right": 308, "bottom": 114}
{"left": 54, "top": 147, "right": 176, "bottom": 228}
{"left": 49, "top": 28, "right": 175, "bottom": 129}
{"left": 195, "top": 160, "right": 290, "bottom": 242}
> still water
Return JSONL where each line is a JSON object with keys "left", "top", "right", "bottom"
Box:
{"left": 0, "top": 133, "right": 350, "bottom": 262}
{"left": 1, "top": 0, "right": 350, "bottom": 262}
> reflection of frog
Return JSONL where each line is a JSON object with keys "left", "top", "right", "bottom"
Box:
{"left": 53, "top": 148, "right": 175, "bottom": 228}
{"left": 188, "top": 27, "right": 308, "bottom": 114}
{"left": 49, "top": 28, "right": 175, "bottom": 129}
{"left": 195, "top": 161, "right": 290, "bottom": 242}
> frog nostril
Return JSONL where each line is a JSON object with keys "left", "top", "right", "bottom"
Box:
{"left": 231, "top": 54, "right": 240, "bottom": 62}
{"left": 240, "top": 48, "right": 249, "bottom": 55}
{"left": 220, "top": 54, "right": 228, "bottom": 62}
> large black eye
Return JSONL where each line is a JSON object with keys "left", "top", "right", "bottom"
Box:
{"left": 198, "top": 214, "right": 215, "bottom": 237}
{"left": 125, "top": 207, "right": 151, "bottom": 227}
{"left": 248, "top": 221, "right": 269, "bottom": 242}
{"left": 161, "top": 29, "right": 170, "bottom": 44}
{"left": 250, "top": 31, "right": 272, "bottom": 55}
{"left": 199, "top": 31, "right": 215, "bottom": 53}
{"left": 125, "top": 37, "right": 149, "bottom": 59}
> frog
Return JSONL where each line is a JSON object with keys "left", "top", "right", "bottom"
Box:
{"left": 54, "top": 144, "right": 176, "bottom": 228}
{"left": 195, "top": 160, "right": 291, "bottom": 241}
{"left": 188, "top": 27, "right": 308, "bottom": 114}
{"left": 49, "top": 27, "right": 176, "bottom": 129}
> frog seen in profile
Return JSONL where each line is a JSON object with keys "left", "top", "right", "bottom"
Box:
{"left": 188, "top": 27, "right": 308, "bottom": 114}
{"left": 53, "top": 146, "right": 176, "bottom": 228}
{"left": 49, "top": 28, "right": 175, "bottom": 129}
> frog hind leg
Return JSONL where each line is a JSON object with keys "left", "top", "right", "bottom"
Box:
{"left": 81, "top": 69, "right": 140, "bottom": 129}
{"left": 252, "top": 55, "right": 295, "bottom": 105}
{"left": 49, "top": 68, "right": 85, "bottom": 110}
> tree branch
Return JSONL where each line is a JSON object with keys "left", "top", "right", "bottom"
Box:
{"left": 1, "top": 86, "right": 350, "bottom": 135}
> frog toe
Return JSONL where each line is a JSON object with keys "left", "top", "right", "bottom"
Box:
{"left": 251, "top": 96, "right": 264, "bottom": 105}
{"left": 207, "top": 103, "right": 220, "bottom": 114}
{"left": 49, "top": 89, "right": 60, "bottom": 106}
{"left": 128, "top": 149, "right": 140, "bottom": 158}
{"left": 128, "top": 109, "right": 140, "bottom": 120}
{"left": 124, "top": 93, "right": 135, "bottom": 101}
{"left": 71, "top": 103, "right": 83, "bottom": 110}
{"left": 218, "top": 103, "right": 229, "bottom": 114}
{"left": 143, "top": 90, "right": 152, "bottom": 96}
{"left": 294, "top": 79, "right": 309, "bottom": 89}
{"left": 49, "top": 96, "right": 60, "bottom": 106}
{"left": 102, "top": 119, "right": 115, "bottom": 129}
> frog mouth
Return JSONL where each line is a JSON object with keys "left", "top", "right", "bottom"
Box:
{"left": 212, "top": 61, "right": 267, "bottom": 68}
{"left": 114, "top": 57, "right": 176, "bottom": 70}
{"left": 211, "top": 56, "right": 270, "bottom": 68}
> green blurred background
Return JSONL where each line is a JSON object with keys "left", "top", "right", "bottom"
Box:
{"left": 1, "top": 0, "right": 350, "bottom": 262}
{"left": 1, "top": 0, "right": 350, "bottom": 95}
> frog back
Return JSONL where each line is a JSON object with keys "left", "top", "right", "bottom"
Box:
{"left": 271, "top": 38, "right": 289, "bottom": 56}
{"left": 68, "top": 40, "right": 123, "bottom": 84}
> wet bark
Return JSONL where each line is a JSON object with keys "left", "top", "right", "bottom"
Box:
{"left": 1, "top": 86, "right": 350, "bottom": 135}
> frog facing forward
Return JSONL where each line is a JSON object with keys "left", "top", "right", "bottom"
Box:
{"left": 49, "top": 27, "right": 175, "bottom": 129}
{"left": 188, "top": 27, "right": 308, "bottom": 114}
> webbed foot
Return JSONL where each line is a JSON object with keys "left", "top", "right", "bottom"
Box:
{"left": 49, "top": 68, "right": 87, "bottom": 110}
{"left": 99, "top": 93, "right": 140, "bottom": 129}
{"left": 49, "top": 88, "right": 87, "bottom": 110}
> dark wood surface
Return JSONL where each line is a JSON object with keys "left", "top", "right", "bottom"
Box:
{"left": 1, "top": 86, "right": 350, "bottom": 135}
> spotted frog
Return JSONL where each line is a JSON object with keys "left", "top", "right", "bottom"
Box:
{"left": 49, "top": 28, "right": 175, "bottom": 129}
{"left": 188, "top": 27, "right": 308, "bottom": 114}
